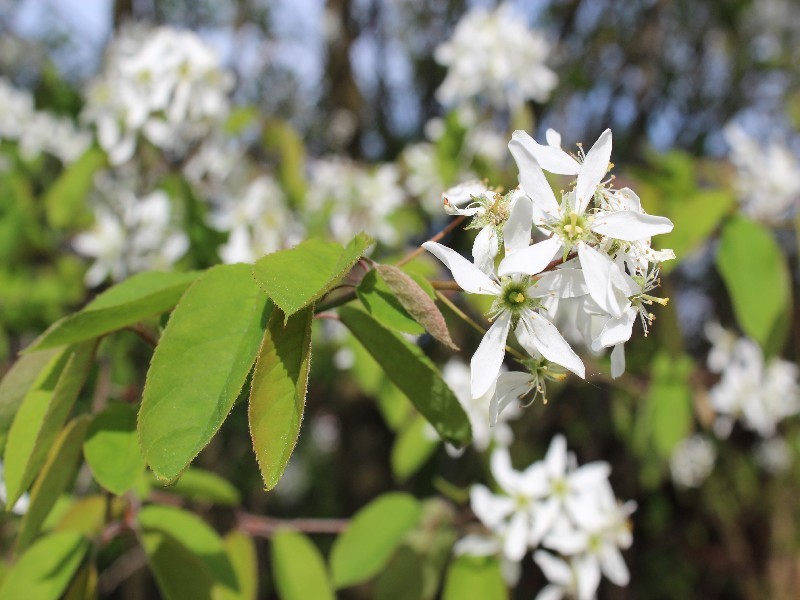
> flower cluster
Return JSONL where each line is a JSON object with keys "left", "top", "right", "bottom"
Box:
{"left": 434, "top": 4, "right": 558, "bottom": 110}
{"left": 669, "top": 434, "right": 717, "bottom": 488}
{"left": 724, "top": 124, "right": 800, "bottom": 222}
{"left": 73, "top": 173, "right": 188, "bottom": 286}
{"left": 456, "top": 435, "right": 635, "bottom": 598}
{"left": 706, "top": 323, "right": 800, "bottom": 439}
{"left": 82, "top": 27, "right": 233, "bottom": 165}
{"left": 0, "top": 77, "right": 90, "bottom": 163}
{"left": 426, "top": 129, "right": 674, "bottom": 421}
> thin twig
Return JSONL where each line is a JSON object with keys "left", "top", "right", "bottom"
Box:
{"left": 430, "top": 280, "right": 464, "bottom": 292}
{"left": 236, "top": 512, "right": 349, "bottom": 537}
{"left": 124, "top": 324, "right": 159, "bottom": 347}
{"left": 314, "top": 312, "right": 341, "bottom": 321}
{"left": 395, "top": 215, "right": 468, "bottom": 267}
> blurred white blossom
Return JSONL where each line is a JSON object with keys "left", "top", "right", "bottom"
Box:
{"left": 753, "top": 437, "right": 793, "bottom": 475}
{"left": 434, "top": 3, "right": 558, "bottom": 110}
{"left": 0, "top": 78, "right": 90, "bottom": 163}
{"left": 83, "top": 26, "right": 233, "bottom": 165}
{"left": 670, "top": 434, "right": 716, "bottom": 488}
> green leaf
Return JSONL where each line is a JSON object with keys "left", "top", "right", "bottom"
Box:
{"left": 375, "top": 546, "right": 424, "bottom": 600}
{"left": 84, "top": 402, "right": 144, "bottom": 495}
{"left": 330, "top": 492, "right": 423, "bottom": 589}
{"left": 271, "top": 530, "right": 334, "bottom": 600}
{"left": 391, "top": 414, "right": 440, "bottom": 482}
{"left": 262, "top": 119, "right": 307, "bottom": 206}
{"left": 223, "top": 531, "right": 258, "bottom": 600}
{"left": 138, "top": 504, "right": 239, "bottom": 599}
{"left": 159, "top": 468, "right": 241, "bottom": 507}
{"left": 0, "top": 348, "right": 62, "bottom": 453}
{"left": 139, "top": 264, "right": 270, "bottom": 482}
{"left": 141, "top": 530, "right": 217, "bottom": 600}
{"left": 442, "top": 555, "right": 507, "bottom": 600}
{"left": 357, "top": 270, "right": 426, "bottom": 335}
{"left": 252, "top": 234, "right": 373, "bottom": 318}
{"left": 635, "top": 352, "right": 694, "bottom": 460}
{"left": 716, "top": 216, "right": 792, "bottom": 351}
{"left": 27, "top": 271, "right": 201, "bottom": 351}
{"left": 55, "top": 495, "right": 107, "bottom": 537}
{"left": 0, "top": 532, "right": 90, "bottom": 600}
{"left": 62, "top": 562, "right": 98, "bottom": 600}
{"left": 4, "top": 340, "right": 96, "bottom": 507}
{"left": 16, "top": 416, "right": 90, "bottom": 552}
{"left": 375, "top": 264, "right": 458, "bottom": 350}
{"left": 44, "top": 146, "right": 106, "bottom": 229}
{"left": 249, "top": 307, "right": 313, "bottom": 490}
{"left": 338, "top": 306, "right": 471, "bottom": 446}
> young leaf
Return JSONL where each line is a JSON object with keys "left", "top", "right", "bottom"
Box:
{"left": 4, "top": 340, "right": 96, "bottom": 508}
{"left": 249, "top": 306, "right": 313, "bottom": 490}
{"left": 442, "top": 555, "right": 508, "bottom": 600}
{"left": 16, "top": 416, "right": 91, "bottom": 553}
{"left": 338, "top": 306, "right": 472, "bottom": 446}
{"left": 223, "top": 531, "right": 259, "bottom": 600}
{"left": 271, "top": 529, "right": 335, "bottom": 600}
{"left": 27, "top": 271, "right": 201, "bottom": 351}
{"left": 138, "top": 264, "right": 270, "bottom": 482}
{"left": 138, "top": 504, "right": 239, "bottom": 598}
{"left": 83, "top": 402, "right": 145, "bottom": 495}
{"left": 157, "top": 467, "right": 241, "bottom": 507}
{"left": 252, "top": 234, "right": 373, "bottom": 317}
{"left": 330, "top": 492, "right": 423, "bottom": 589}
{"left": 376, "top": 264, "right": 458, "bottom": 350}
{"left": 0, "top": 348, "right": 62, "bottom": 452}
{"left": 357, "top": 270, "right": 426, "bottom": 335}
{"left": 0, "top": 532, "right": 90, "bottom": 600}
{"left": 716, "top": 216, "right": 791, "bottom": 352}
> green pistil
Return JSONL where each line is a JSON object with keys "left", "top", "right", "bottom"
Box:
{"left": 467, "top": 191, "right": 512, "bottom": 231}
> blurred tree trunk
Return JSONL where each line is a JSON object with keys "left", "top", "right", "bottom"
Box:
{"left": 324, "top": 0, "right": 365, "bottom": 157}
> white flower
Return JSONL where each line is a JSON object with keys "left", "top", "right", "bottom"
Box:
{"left": 670, "top": 434, "right": 716, "bottom": 488}
{"left": 434, "top": 3, "right": 558, "bottom": 110}
{"left": 753, "top": 437, "right": 793, "bottom": 475}
{"left": 533, "top": 550, "right": 600, "bottom": 600}
{"left": 503, "top": 129, "right": 673, "bottom": 318}
{"left": 424, "top": 200, "right": 584, "bottom": 399}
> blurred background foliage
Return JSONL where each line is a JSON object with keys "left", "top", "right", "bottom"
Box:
{"left": 0, "top": 0, "right": 799, "bottom": 598}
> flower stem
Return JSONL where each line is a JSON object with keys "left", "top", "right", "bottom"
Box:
{"left": 395, "top": 215, "right": 467, "bottom": 267}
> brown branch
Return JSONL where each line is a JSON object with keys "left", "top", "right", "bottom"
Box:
{"left": 395, "top": 215, "right": 468, "bottom": 267}
{"left": 236, "top": 512, "right": 349, "bottom": 537}
{"left": 124, "top": 324, "right": 159, "bottom": 347}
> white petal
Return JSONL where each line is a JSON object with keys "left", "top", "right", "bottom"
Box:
{"left": 577, "top": 243, "right": 626, "bottom": 319}
{"left": 453, "top": 534, "right": 501, "bottom": 557}
{"left": 472, "top": 226, "right": 499, "bottom": 276}
{"left": 545, "top": 434, "right": 568, "bottom": 479}
{"left": 471, "top": 312, "right": 512, "bottom": 398}
{"left": 530, "top": 497, "right": 561, "bottom": 545}
{"left": 575, "top": 555, "right": 602, "bottom": 600}
{"left": 598, "top": 309, "right": 637, "bottom": 347}
{"left": 610, "top": 344, "right": 626, "bottom": 378}
{"left": 491, "top": 372, "right": 535, "bottom": 425}
{"left": 510, "top": 130, "right": 580, "bottom": 175}
{"left": 599, "top": 545, "right": 630, "bottom": 586}
{"left": 569, "top": 461, "right": 611, "bottom": 491}
{"left": 534, "top": 550, "right": 572, "bottom": 586}
{"left": 592, "top": 210, "right": 674, "bottom": 241}
{"left": 498, "top": 236, "right": 563, "bottom": 277}
{"left": 530, "top": 268, "right": 587, "bottom": 299}
{"left": 575, "top": 129, "right": 612, "bottom": 214}
{"left": 535, "top": 584, "right": 566, "bottom": 600}
{"left": 516, "top": 313, "right": 585, "bottom": 378}
{"left": 509, "top": 134, "right": 560, "bottom": 216}
{"left": 545, "top": 129, "right": 563, "bottom": 149}
{"left": 504, "top": 511, "right": 530, "bottom": 562}
{"left": 423, "top": 241, "right": 499, "bottom": 295}
{"left": 503, "top": 195, "right": 533, "bottom": 255}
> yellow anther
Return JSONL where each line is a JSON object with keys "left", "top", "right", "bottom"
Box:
{"left": 513, "top": 292, "right": 525, "bottom": 303}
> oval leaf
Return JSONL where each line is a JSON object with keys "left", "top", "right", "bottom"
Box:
{"left": 716, "top": 216, "right": 791, "bottom": 351}
{"left": 16, "top": 416, "right": 90, "bottom": 552}
{"left": 138, "top": 504, "right": 239, "bottom": 597}
{"left": 223, "top": 531, "right": 258, "bottom": 600}
{"left": 0, "top": 532, "right": 90, "bottom": 600}
{"left": 141, "top": 530, "right": 217, "bottom": 600}
{"left": 271, "top": 529, "right": 335, "bottom": 600}
{"left": 338, "top": 306, "right": 471, "bottom": 446}
{"left": 391, "top": 414, "right": 440, "bottom": 483}
{"left": 0, "top": 348, "right": 62, "bottom": 453}
{"left": 357, "top": 270, "right": 426, "bottom": 335}
{"left": 330, "top": 492, "right": 423, "bottom": 589}
{"left": 376, "top": 264, "right": 458, "bottom": 350}
{"left": 442, "top": 555, "right": 507, "bottom": 600}
{"left": 249, "top": 306, "right": 313, "bottom": 490}
{"left": 138, "top": 264, "right": 270, "bottom": 482}
{"left": 4, "top": 340, "right": 96, "bottom": 508}
{"left": 27, "top": 271, "right": 201, "bottom": 351}
{"left": 252, "top": 234, "right": 373, "bottom": 317}
{"left": 84, "top": 402, "right": 145, "bottom": 495}
{"left": 158, "top": 467, "right": 241, "bottom": 507}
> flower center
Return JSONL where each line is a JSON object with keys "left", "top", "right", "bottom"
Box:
{"left": 557, "top": 210, "right": 589, "bottom": 244}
